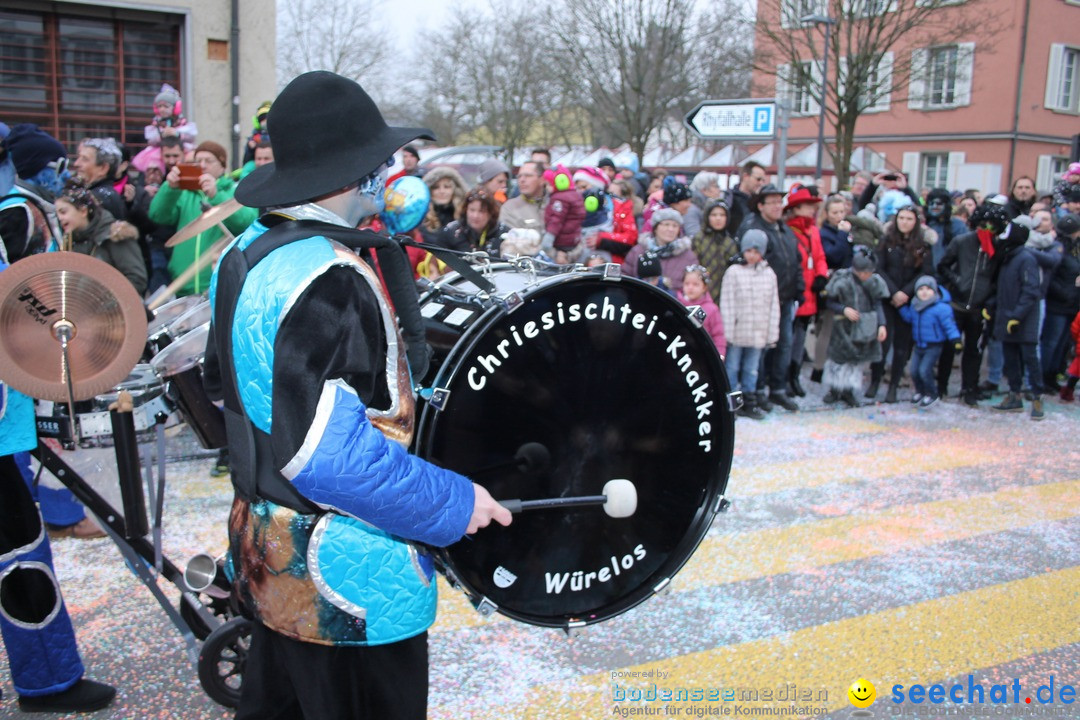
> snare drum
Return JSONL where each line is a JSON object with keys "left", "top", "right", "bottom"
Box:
{"left": 77, "top": 364, "right": 171, "bottom": 438}
{"left": 146, "top": 296, "right": 206, "bottom": 356}
{"left": 167, "top": 300, "right": 212, "bottom": 340}
{"left": 150, "top": 324, "right": 227, "bottom": 449}
{"left": 414, "top": 263, "right": 735, "bottom": 629}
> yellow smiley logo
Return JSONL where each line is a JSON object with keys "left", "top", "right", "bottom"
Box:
{"left": 848, "top": 678, "right": 876, "bottom": 708}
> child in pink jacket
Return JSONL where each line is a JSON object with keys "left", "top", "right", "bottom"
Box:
{"left": 677, "top": 264, "right": 726, "bottom": 357}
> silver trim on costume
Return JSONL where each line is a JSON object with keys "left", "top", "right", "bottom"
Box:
{"left": 281, "top": 379, "right": 347, "bottom": 481}
{"left": 306, "top": 515, "right": 368, "bottom": 621}
{"left": 0, "top": 561, "right": 63, "bottom": 630}
{"left": 0, "top": 505, "right": 46, "bottom": 565}
{"left": 408, "top": 544, "right": 431, "bottom": 588}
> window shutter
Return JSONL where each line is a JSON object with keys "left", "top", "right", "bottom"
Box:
{"left": 954, "top": 42, "right": 975, "bottom": 106}
{"left": 908, "top": 48, "right": 928, "bottom": 110}
{"left": 1045, "top": 44, "right": 1065, "bottom": 110}
{"left": 871, "top": 52, "right": 894, "bottom": 112}
{"left": 777, "top": 63, "right": 792, "bottom": 108}
{"left": 1036, "top": 156, "right": 1053, "bottom": 190}
{"left": 838, "top": 56, "right": 848, "bottom": 104}
{"left": 947, "top": 151, "right": 965, "bottom": 189}
{"left": 902, "top": 152, "right": 921, "bottom": 188}
{"left": 808, "top": 59, "right": 823, "bottom": 115}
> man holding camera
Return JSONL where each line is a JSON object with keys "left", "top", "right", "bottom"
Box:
{"left": 147, "top": 140, "right": 256, "bottom": 296}
{"left": 856, "top": 171, "right": 921, "bottom": 213}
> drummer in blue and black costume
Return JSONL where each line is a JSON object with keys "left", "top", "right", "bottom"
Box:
{"left": 203, "top": 71, "right": 511, "bottom": 720}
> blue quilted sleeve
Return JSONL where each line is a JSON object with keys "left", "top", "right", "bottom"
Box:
{"left": 281, "top": 379, "right": 474, "bottom": 547}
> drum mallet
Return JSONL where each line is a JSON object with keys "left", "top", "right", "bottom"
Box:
{"left": 500, "top": 479, "right": 637, "bottom": 518}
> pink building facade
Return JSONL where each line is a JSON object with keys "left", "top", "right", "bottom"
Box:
{"left": 751, "top": 0, "right": 1079, "bottom": 194}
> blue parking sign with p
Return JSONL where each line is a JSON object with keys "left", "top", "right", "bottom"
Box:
{"left": 754, "top": 107, "right": 772, "bottom": 133}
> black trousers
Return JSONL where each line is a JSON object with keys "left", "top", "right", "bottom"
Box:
{"left": 1003, "top": 342, "right": 1043, "bottom": 395}
{"left": 236, "top": 621, "right": 428, "bottom": 720}
{"left": 871, "top": 304, "right": 913, "bottom": 385}
{"left": 936, "top": 308, "right": 984, "bottom": 394}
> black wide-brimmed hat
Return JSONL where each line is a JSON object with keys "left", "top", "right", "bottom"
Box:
{"left": 235, "top": 71, "right": 434, "bottom": 208}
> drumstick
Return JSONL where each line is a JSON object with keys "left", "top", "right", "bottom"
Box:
{"left": 147, "top": 231, "right": 233, "bottom": 311}
{"left": 500, "top": 479, "right": 637, "bottom": 518}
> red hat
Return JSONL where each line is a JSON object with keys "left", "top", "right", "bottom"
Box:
{"left": 784, "top": 183, "right": 822, "bottom": 211}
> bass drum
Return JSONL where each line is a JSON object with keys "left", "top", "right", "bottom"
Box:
{"left": 414, "top": 263, "right": 734, "bottom": 629}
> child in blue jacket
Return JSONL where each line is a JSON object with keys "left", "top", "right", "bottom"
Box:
{"left": 899, "top": 275, "right": 962, "bottom": 408}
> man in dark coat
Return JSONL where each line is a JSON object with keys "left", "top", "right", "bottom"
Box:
{"left": 991, "top": 220, "right": 1044, "bottom": 419}
{"left": 737, "top": 183, "right": 805, "bottom": 412}
{"left": 935, "top": 201, "right": 1009, "bottom": 405}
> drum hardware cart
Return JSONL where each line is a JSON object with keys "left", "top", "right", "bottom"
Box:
{"left": 0, "top": 253, "right": 242, "bottom": 707}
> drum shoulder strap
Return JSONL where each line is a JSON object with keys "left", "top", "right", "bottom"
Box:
{"left": 212, "top": 220, "right": 330, "bottom": 514}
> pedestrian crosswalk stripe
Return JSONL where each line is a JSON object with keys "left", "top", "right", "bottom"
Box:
{"left": 508, "top": 565, "right": 1080, "bottom": 719}
{"left": 432, "top": 480, "right": 1079, "bottom": 633}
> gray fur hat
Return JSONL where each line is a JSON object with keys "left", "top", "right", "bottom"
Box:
{"left": 651, "top": 207, "right": 683, "bottom": 229}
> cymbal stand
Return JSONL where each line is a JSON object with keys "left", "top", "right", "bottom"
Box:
{"left": 32, "top": 440, "right": 204, "bottom": 665}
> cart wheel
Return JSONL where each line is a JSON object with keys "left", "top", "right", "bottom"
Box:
{"left": 198, "top": 616, "right": 251, "bottom": 708}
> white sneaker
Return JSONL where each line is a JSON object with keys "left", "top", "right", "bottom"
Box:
{"left": 911, "top": 393, "right": 923, "bottom": 404}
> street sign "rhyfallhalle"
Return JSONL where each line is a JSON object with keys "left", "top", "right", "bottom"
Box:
{"left": 684, "top": 100, "right": 777, "bottom": 140}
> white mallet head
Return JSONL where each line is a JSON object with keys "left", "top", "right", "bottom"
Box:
{"left": 602, "top": 479, "right": 637, "bottom": 518}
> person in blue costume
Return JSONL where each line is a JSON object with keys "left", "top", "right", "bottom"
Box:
{"left": 0, "top": 258, "right": 116, "bottom": 714}
{"left": 203, "top": 71, "right": 512, "bottom": 720}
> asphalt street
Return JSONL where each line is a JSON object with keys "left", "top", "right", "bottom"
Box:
{"left": 1, "top": 376, "right": 1077, "bottom": 720}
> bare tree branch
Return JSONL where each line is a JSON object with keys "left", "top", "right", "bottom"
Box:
{"left": 753, "top": 0, "right": 1003, "bottom": 179}
{"left": 276, "top": 0, "right": 389, "bottom": 89}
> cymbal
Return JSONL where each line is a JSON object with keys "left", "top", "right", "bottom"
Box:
{"left": 165, "top": 198, "right": 243, "bottom": 248}
{"left": 0, "top": 253, "right": 148, "bottom": 402}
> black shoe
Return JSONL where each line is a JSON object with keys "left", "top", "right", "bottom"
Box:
{"left": 993, "top": 393, "right": 1024, "bottom": 412}
{"left": 822, "top": 389, "right": 840, "bottom": 403}
{"left": 864, "top": 378, "right": 880, "bottom": 399}
{"left": 738, "top": 404, "right": 767, "bottom": 420}
{"left": 756, "top": 392, "right": 774, "bottom": 412}
{"left": 809, "top": 368, "right": 823, "bottom": 384}
{"left": 978, "top": 380, "right": 999, "bottom": 395}
{"left": 18, "top": 679, "right": 116, "bottom": 714}
{"left": 1021, "top": 388, "right": 1034, "bottom": 401}
{"left": 839, "top": 389, "right": 861, "bottom": 408}
{"left": 961, "top": 390, "right": 979, "bottom": 407}
{"left": 1043, "top": 375, "right": 1061, "bottom": 392}
{"left": 884, "top": 384, "right": 899, "bottom": 404}
{"left": 770, "top": 391, "right": 799, "bottom": 412}
{"left": 788, "top": 363, "right": 806, "bottom": 397}
{"left": 1030, "top": 396, "right": 1045, "bottom": 421}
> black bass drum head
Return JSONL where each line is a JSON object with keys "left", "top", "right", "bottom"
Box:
{"left": 416, "top": 272, "right": 733, "bottom": 628}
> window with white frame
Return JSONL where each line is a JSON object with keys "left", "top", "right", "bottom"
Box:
{"left": 849, "top": 0, "right": 897, "bottom": 17}
{"left": 928, "top": 46, "right": 959, "bottom": 105}
{"left": 780, "top": 0, "right": 827, "bottom": 28}
{"left": 922, "top": 153, "right": 948, "bottom": 189}
{"left": 908, "top": 43, "right": 974, "bottom": 110}
{"left": 1045, "top": 44, "right": 1079, "bottom": 113}
{"left": 777, "top": 61, "right": 820, "bottom": 116}
{"left": 838, "top": 53, "right": 893, "bottom": 113}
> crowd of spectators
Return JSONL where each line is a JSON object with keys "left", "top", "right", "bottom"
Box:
{"left": 3, "top": 104, "right": 1079, "bottom": 426}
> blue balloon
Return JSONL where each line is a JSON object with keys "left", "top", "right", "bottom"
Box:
{"left": 381, "top": 175, "right": 430, "bottom": 234}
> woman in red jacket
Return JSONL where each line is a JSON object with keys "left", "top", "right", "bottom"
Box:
{"left": 784, "top": 184, "right": 829, "bottom": 397}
